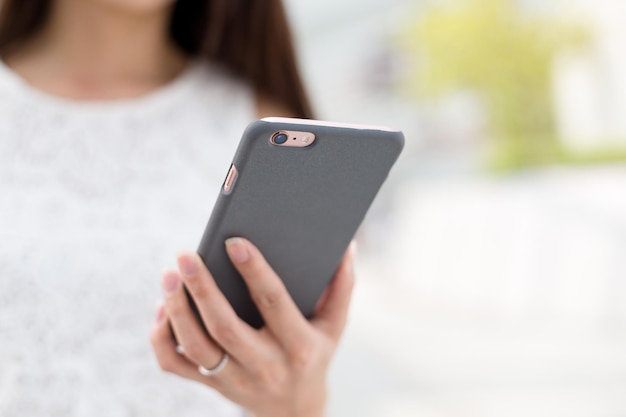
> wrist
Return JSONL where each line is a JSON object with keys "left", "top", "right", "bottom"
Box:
{"left": 250, "top": 411, "right": 325, "bottom": 417}
{"left": 249, "top": 388, "right": 327, "bottom": 417}
{"left": 249, "top": 404, "right": 326, "bottom": 417}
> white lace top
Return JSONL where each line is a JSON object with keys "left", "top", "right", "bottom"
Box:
{"left": 0, "top": 59, "right": 253, "bottom": 417}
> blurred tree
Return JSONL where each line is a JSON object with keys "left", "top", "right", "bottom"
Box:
{"left": 402, "top": 0, "right": 588, "bottom": 170}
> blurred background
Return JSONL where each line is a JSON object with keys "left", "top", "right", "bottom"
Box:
{"left": 283, "top": 0, "right": 626, "bottom": 415}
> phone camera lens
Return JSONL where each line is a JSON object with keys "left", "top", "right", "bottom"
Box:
{"left": 273, "top": 133, "right": 288, "bottom": 145}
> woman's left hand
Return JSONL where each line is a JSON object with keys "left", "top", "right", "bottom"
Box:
{"left": 150, "top": 237, "right": 356, "bottom": 417}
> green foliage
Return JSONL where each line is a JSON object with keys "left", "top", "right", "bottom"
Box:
{"left": 401, "top": 0, "right": 590, "bottom": 170}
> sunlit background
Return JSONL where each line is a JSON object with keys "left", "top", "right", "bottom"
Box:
{"left": 284, "top": 0, "right": 626, "bottom": 415}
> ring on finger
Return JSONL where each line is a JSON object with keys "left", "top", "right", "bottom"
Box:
{"left": 198, "top": 353, "right": 229, "bottom": 377}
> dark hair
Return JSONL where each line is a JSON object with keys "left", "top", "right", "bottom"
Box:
{"left": 0, "top": 0, "right": 313, "bottom": 118}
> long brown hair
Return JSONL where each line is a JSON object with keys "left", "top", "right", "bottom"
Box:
{"left": 0, "top": 0, "right": 313, "bottom": 118}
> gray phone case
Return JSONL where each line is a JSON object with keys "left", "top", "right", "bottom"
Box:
{"left": 195, "top": 118, "right": 404, "bottom": 328}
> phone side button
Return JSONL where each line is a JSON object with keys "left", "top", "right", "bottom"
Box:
{"left": 223, "top": 164, "right": 238, "bottom": 193}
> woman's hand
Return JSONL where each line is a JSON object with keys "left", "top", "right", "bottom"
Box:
{"left": 150, "top": 238, "right": 356, "bottom": 417}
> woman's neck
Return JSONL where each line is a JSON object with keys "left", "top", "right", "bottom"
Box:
{"left": 5, "top": 0, "right": 188, "bottom": 100}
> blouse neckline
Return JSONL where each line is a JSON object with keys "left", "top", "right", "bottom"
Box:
{"left": 0, "top": 57, "right": 205, "bottom": 114}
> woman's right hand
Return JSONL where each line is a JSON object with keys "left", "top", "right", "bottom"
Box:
{"left": 150, "top": 238, "right": 356, "bottom": 417}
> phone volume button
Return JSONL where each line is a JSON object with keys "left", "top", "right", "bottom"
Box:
{"left": 223, "top": 164, "right": 238, "bottom": 193}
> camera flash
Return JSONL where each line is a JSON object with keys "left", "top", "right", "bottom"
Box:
{"left": 302, "top": 136, "right": 310, "bottom": 143}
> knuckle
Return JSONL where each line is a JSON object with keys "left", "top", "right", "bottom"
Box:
{"left": 181, "top": 340, "right": 203, "bottom": 361}
{"left": 245, "top": 255, "right": 262, "bottom": 270}
{"left": 211, "top": 317, "right": 239, "bottom": 345}
{"left": 181, "top": 271, "right": 198, "bottom": 287}
{"left": 256, "top": 366, "right": 287, "bottom": 388}
{"left": 252, "top": 287, "right": 283, "bottom": 310}
{"left": 249, "top": 260, "right": 272, "bottom": 280}
{"left": 290, "top": 342, "right": 317, "bottom": 372}
{"left": 158, "top": 355, "right": 178, "bottom": 373}
{"left": 186, "top": 279, "right": 209, "bottom": 301}
{"left": 166, "top": 298, "right": 186, "bottom": 317}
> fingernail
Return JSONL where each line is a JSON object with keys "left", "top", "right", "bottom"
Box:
{"left": 155, "top": 302, "right": 166, "bottom": 323}
{"left": 225, "top": 237, "right": 249, "bottom": 263}
{"left": 162, "top": 270, "right": 180, "bottom": 294}
{"left": 177, "top": 253, "right": 198, "bottom": 278}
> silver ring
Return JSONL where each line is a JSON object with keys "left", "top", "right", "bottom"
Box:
{"left": 198, "top": 353, "right": 229, "bottom": 377}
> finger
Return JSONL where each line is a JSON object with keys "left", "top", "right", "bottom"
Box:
{"left": 161, "top": 270, "right": 226, "bottom": 370}
{"left": 176, "top": 252, "right": 269, "bottom": 370}
{"left": 150, "top": 302, "right": 219, "bottom": 388}
{"left": 151, "top": 301, "right": 253, "bottom": 397}
{"left": 224, "top": 237, "right": 312, "bottom": 353}
{"left": 311, "top": 241, "right": 356, "bottom": 340}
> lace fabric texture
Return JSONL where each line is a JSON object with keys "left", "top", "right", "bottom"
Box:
{"left": 0, "top": 60, "right": 252, "bottom": 417}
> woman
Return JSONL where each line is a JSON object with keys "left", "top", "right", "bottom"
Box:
{"left": 0, "top": 1, "right": 355, "bottom": 416}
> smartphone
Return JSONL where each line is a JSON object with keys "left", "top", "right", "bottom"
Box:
{"left": 194, "top": 117, "right": 404, "bottom": 329}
